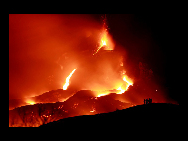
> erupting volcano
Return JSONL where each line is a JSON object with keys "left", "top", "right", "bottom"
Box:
{"left": 9, "top": 14, "right": 176, "bottom": 127}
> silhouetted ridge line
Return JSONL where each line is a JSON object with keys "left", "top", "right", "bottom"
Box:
{"left": 40, "top": 103, "right": 182, "bottom": 128}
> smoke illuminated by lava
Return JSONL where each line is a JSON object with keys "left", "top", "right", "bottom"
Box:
{"left": 9, "top": 14, "right": 178, "bottom": 127}
{"left": 9, "top": 14, "right": 175, "bottom": 112}
{"left": 9, "top": 14, "right": 102, "bottom": 100}
{"left": 60, "top": 15, "right": 134, "bottom": 98}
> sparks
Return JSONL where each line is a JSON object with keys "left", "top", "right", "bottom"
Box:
{"left": 63, "top": 69, "right": 77, "bottom": 90}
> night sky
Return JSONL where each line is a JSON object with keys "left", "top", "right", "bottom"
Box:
{"left": 102, "top": 14, "right": 184, "bottom": 105}
{"left": 9, "top": 14, "right": 184, "bottom": 105}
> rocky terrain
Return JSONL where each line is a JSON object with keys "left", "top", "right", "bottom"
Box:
{"left": 9, "top": 90, "right": 133, "bottom": 127}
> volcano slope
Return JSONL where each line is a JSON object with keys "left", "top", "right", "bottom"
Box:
{"left": 40, "top": 103, "right": 183, "bottom": 128}
{"left": 9, "top": 90, "right": 132, "bottom": 127}
{"left": 9, "top": 89, "right": 75, "bottom": 110}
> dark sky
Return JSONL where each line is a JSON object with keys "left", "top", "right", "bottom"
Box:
{"left": 9, "top": 14, "right": 184, "bottom": 104}
{"left": 103, "top": 14, "right": 184, "bottom": 104}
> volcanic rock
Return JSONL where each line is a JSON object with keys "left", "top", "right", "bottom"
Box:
{"left": 9, "top": 89, "right": 132, "bottom": 127}
{"left": 9, "top": 89, "right": 76, "bottom": 110}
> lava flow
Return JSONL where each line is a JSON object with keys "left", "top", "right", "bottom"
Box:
{"left": 92, "top": 17, "right": 133, "bottom": 97}
{"left": 62, "top": 15, "right": 133, "bottom": 98}
{"left": 63, "top": 69, "right": 77, "bottom": 90}
{"left": 9, "top": 14, "right": 174, "bottom": 127}
{"left": 94, "top": 68, "right": 133, "bottom": 97}
{"left": 9, "top": 14, "right": 134, "bottom": 111}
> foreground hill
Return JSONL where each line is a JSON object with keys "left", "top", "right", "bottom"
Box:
{"left": 40, "top": 103, "right": 183, "bottom": 128}
{"left": 9, "top": 90, "right": 132, "bottom": 127}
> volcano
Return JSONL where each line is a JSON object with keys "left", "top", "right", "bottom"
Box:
{"left": 9, "top": 14, "right": 178, "bottom": 127}
{"left": 9, "top": 89, "right": 133, "bottom": 127}
{"left": 9, "top": 89, "right": 76, "bottom": 110}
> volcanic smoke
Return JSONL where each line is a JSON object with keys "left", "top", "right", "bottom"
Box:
{"left": 9, "top": 14, "right": 175, "bottom": 127}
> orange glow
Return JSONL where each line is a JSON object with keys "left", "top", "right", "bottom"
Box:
{"left": 94, "top": 56, "right": 133, "bottom": 97}
{"left": 63, "top": 69, "right": 77, "bottom": 90}
{"left": 93, "top": 30, "right": 108, "bottom": 55}
{"left": 122, "top": 75, "right": 133, "bottom": 90}
{"left": 9, "top": 15, "right": 176, "bottom": 128}
{"left": 93, "top": 21, "right": 114, "bottom": 55}
{"left": 26, "top": 99, "right": 35, "bottom": 105}
{"left": 90, "top": 108, "right": 96, "bottom": 113}
{"left": 95, "top": 74, "right": 133, "bottom": 97}
{"left": 59, "top": 96, "right": 72, "bottom": 102}
{"left": 116, "top": 72, "right": 133, "bottom": 94}
{"left": 97, "top": 92, "right": 111, "bottom": 97}
{"left": 116, "top": 86, "right": 126, "bottom": 94}
{"left": 100, "top": 30, "right": 108, "bottom": 47}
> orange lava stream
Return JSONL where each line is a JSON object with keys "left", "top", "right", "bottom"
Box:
{"left": 63, "top": 69, "right": 77, "bottom": 90}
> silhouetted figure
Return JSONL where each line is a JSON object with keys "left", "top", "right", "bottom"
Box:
{"left": 149, "top": 98, "right": 152, "bottom": 104}
{"left": 144, "top": 98, "right": 152, "bottom": 104}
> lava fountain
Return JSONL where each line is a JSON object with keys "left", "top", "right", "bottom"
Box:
{"left": 9, "top": 14, "right": 175, "bottom": 127}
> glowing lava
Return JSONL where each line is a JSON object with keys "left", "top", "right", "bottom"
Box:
{"left": 117, "top": 75, "right": 133, "bottom": 94}
{"left": 93, "top": 15, "right": 111, "bottom": 55}
{"left": 63, "top": 69, "right": 77, "bottom": 90}
{"left": 116, "top": 86, "right": 125, "bottom": 94}
{"left": 100, "top": 30, "right": 108, "bottom": 47}
{"left": 90, "top": 108, "right": 96, "bottom": 113}
{"left": 93, "top": 30, "right": 108, "bottom": 55}
{"left": 95, "top": 74, "right": 133, "bottom": 97}
{"left": 92, "top": 15, "right": 133, "bottom": 97}
{"left": 26, "top": 99, "right": 35, "bottom": 105}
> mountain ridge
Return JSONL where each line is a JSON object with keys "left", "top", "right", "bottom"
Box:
{"left": 9, "top": 90, "right": 132, "bottom": 127}
{"left": 40, "top": 103, "right": 182, "bottom": 128}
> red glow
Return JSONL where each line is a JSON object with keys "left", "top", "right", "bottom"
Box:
{"left": 26, "top": 99, "right": 35, "bottom": 105}
{"left": 9, "top": 14, "right": 175, "bottom": 127}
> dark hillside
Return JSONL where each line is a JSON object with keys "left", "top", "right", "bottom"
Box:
{"left": 40, "top": 103, "right": 182, "bottom": 128}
